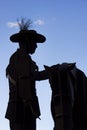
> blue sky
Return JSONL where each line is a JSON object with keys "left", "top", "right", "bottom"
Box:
{"left": 0, "top": 0, "right": 87, "bottom": 130}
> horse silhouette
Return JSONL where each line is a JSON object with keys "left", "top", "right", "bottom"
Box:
{"left": 44, "top": 63, "right": 87, "bottom": 130}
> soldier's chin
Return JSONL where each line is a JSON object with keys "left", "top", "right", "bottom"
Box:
{"left": 30, "top": 50, "right": 35, "bottom": 54}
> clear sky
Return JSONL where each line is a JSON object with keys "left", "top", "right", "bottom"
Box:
{"left": 0, "top": 0, "right": 87, "bottom": 130}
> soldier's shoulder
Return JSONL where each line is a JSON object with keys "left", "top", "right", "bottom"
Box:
{"left": 9, "top": 51, "right": 18, "bottom": 61}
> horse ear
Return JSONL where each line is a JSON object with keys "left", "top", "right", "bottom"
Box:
{"left": 68, "top": 63, "right": 76, "bottom": 70}
{"left": 44, "top": 65, "right": 50, "bottom": 70}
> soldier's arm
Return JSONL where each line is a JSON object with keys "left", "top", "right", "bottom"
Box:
{"left": 33, "top": 70, "right": 49, "bottom": 81}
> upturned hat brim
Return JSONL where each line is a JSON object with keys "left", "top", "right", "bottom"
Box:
{"left": 10, "top": 30, "right": 46, "bottom": 43}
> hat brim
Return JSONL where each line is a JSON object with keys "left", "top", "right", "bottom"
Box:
{"left": 10, "top": 31, "right": 46, "bottom": 43}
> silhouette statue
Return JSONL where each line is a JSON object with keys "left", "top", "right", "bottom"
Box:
{"left": 44, "top": 63, "right": 87, "bottom": 130}
{"left": 5, "top": 18, "right": 48, "bottom": 130}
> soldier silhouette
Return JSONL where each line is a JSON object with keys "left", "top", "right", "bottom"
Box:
{"left": 5, "top": 18, "right": 48, "bottom": 130}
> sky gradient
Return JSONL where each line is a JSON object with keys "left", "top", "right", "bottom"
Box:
{"left": 0, "top": 0, "right": 87, "bottom": 130}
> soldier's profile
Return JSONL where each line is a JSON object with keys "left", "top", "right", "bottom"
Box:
{"left": 5, "top": 18, "right": 48, "bottom": 130}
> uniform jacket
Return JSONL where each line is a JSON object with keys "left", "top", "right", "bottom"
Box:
{"left": 5, "top": 49, "right": 48, "bottom": 121}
